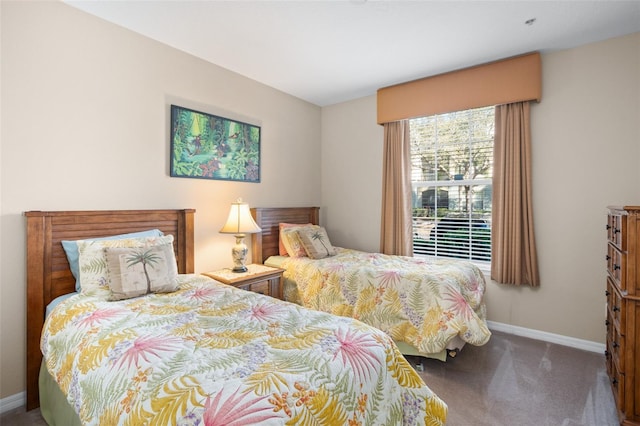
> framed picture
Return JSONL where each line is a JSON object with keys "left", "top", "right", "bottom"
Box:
{"left": 170, "top": 105, "right": 261, "bottom": 182}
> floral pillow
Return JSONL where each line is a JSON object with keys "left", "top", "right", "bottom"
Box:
{"left": 278, "top": 223, "right": 315, "bottom": 255}
{"left": 296, "top": 226, "right": 336, "bottom": 259}
{"left": 281, "top": 227, "right": 312, "bottom": 257}
{"left": 62, "top": 228, "right": 164, "bottom": 292}
{"left": 104, "top": 243, "right": 179, "bottom": 301}
{"left": 77, "top": 234, "right": 175, "bottom": 297}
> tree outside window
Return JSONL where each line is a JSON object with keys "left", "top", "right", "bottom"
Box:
{"left": 410, "top": 106, "right": 494, "bottom": 262}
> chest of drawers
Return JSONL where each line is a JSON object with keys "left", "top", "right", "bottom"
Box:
{"left": 606, "top": 206, "right": 640, "bottom": 425}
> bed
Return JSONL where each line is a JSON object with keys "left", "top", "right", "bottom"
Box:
{"left": 25, "top": 208, "right": 447, "bottom": 425}
{"left": 250, "top": 207, "right": 491, "bottom": 361}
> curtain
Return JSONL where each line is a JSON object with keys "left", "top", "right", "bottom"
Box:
{"left": 380, "top": 120, "right": 413, "bottom": 256}
{"left": 491, "top": 102, "right": 540, "bottom": 286}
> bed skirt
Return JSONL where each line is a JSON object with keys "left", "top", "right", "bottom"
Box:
{"left": 38, "top": 360, "right": 82, "bottom": 426}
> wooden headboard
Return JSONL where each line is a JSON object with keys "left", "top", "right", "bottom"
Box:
{"left": 24, "top": 209, "right": 195, "bottom": 410}
{"left": 250, "top": 207, "right": 319, "bottom": 264}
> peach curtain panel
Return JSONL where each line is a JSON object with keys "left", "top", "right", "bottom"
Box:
{"left": 377, "top": 53, "right": 541, "bottom": 274}
{"left": 491, "top": 102, "right": 540, "bottom": 286}
{"left": 380, "top": 120, "right": 413, "bottom": 256}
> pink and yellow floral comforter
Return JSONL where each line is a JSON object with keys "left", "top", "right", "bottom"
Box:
{"left": 278, "top": 248, "right": 491, "bottom": 356}
{"left": 42, "top": 274, "right": 446, "bottom": 425}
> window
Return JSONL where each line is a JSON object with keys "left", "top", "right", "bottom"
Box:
{"left": 410, "top": 106, "right": 494, "bottom": 262}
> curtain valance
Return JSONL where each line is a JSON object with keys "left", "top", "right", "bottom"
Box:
{"left": 377, "top": 52, "right": 541, "bottom": 124}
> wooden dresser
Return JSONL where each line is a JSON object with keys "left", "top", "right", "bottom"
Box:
{"left": 606, "top": 206, "right": 640, "bottom": 425}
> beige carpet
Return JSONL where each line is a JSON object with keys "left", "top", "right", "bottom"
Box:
{"left": 408, "top": 330, "right": 618, "bottom": 426}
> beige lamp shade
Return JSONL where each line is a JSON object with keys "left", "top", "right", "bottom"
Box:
{"left": 220, "top": 199, "right": 262, "bottom": 235}
{"left": 219, "top": 199, "right": 261, "bottom": 273}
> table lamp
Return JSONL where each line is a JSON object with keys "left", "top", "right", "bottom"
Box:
{"left": 219, "top": 198, "right": 262, "bottom": 272}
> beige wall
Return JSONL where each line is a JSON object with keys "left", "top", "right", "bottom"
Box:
{"left": 321, "top": 96, "right": 384, "bottom": 250}
{"left": 1, "top": 1, "right": 321, "bottom": 398}
{"left": 321, "top": 32, "right": 640, "bottom": 344}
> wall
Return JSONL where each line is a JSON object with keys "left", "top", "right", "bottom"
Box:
{"left": 321, "top": 96, "right": 384, "bottom": 250}
{"left": 0, "top": 1, "right": 321, "bottom": 399}
{"left": 322, "top": 32, "right": 640, "bottom": 344}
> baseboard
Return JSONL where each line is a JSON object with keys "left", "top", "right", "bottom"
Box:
{"left": 488, "top": 320, "right": 606, "bottom": 354}
{"left": 0, "top": 391, "right": 25, "bottom": 415}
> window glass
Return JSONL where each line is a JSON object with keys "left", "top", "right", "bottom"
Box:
{"left": 410, "top": 106, "right": 494, "bottom": 262}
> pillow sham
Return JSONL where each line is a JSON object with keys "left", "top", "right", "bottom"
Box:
{"left": 62, "top": 229, "right": 164, "bottom": 292}
{"left": 77, "top": 234, "right": 174, "bottom": 296}
{"left": 105, "top": 243, "right": 179, "bottom": 301}
{"left": 296, "top": 226, "right": 336, "bottom": 259}
{"left": 278, "top": 223, "right": 315, "bottom": 255}
{"left": 281, "top": 227, "right": 312, "bottom": 258}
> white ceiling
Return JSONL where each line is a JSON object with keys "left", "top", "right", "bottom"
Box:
{"left": 65, "top": 1, "right": 640, "bottom": 107}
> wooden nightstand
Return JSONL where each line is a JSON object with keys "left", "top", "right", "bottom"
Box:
{"left": 202, "top": 264, "right": 284, "bottom": 300}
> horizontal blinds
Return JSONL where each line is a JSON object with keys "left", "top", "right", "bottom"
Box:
{"left": 410, "top": 106, "right": 494, "bottom": 262}
{"left": 377, "top": 52, "right": 541, "bottom": 124}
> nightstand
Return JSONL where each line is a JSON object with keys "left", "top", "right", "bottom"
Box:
{"left": 202, "top": 264, "right": 284, "bottom": 300}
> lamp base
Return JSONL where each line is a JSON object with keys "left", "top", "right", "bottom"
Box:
{"left": 230, "top": 234, "right": 248, "bottom": 273}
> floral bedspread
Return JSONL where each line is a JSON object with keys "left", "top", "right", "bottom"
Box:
{"left": 42, "top": 274, "right": 447, "bottom": 425}
{"left": 279, "top": 248, "right": 491, "bottom": 355}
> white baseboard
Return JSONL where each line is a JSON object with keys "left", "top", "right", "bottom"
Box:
{"left": 0, "top": 391, "right": 25, "bottom": 415}
{"left": 488, "top": 320, "right": 606, "bottom": 354}
{"left": 0, "top": 323, "right": 605, "bottom": 416}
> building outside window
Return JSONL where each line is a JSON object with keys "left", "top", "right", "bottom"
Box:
{"left": 410, "top": 106, "right": 494, "bottom": 262}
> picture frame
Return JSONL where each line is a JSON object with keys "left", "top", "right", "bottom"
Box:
{"left": 170, "top": 105, "right": 261, "bottom": 182}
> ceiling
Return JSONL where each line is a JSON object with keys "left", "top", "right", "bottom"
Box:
{"left": 64, "top": 1, "right": 640, "bottom": 107}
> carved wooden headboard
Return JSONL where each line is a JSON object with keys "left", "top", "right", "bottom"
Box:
{"left": 24, "top": 209, "right": 195, "bottom": 410}
{"left": 250, "top": 207, "right": 319, "bottom": 264}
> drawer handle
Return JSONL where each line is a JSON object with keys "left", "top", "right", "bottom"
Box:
{"left": 614, "top": 264, "right": 621, "bottom": 271}
{"left": 606, "top": 224, "right": 611, "bottom": 230}
{"left": 614, "top": 228, "right": 620, "bottom": 234}
{"left": 606, "top": 255, "right": 611, "bottom": 261}
{"left": 612, "top": 341, "right": 619, "bottom": 349}
{"left": 605, "top": 319, "right": 610, "bottom": 326}
{"left": 605, "top": 290, "right": 610, "bottom": 296}
{"left": 612, "top": 378, "right": 618, "bottom": 386}
{"left": 613, "top": 306, "right": 620, "bottom": 312}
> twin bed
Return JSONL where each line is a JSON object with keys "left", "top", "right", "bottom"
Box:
{"left": 250, "top": 207, "right": 491, "bottom": 362}
{"left": 25, "top": 208, "right": 449, "bottom": 425}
